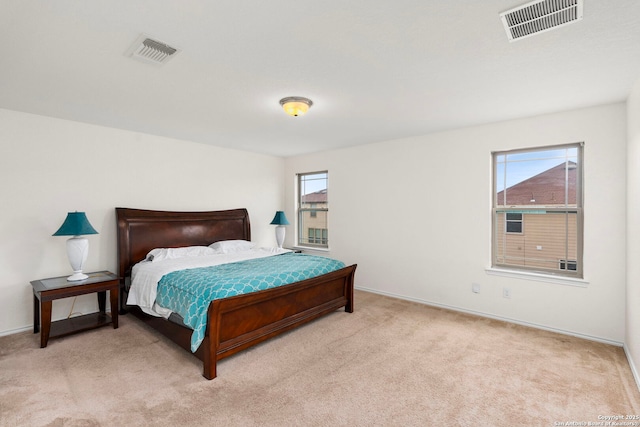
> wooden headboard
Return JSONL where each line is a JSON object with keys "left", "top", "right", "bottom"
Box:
{"left": 115, "top": 208, "right": 251, "bottom": 281}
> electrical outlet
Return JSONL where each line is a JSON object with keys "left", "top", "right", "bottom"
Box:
{"left": 472, "top": 283, "right": 481, "bottom": 293}
{"left": 503, "top": 287, "right": 511, "bottom": 299}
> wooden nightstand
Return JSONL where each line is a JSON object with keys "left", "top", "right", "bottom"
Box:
{"left": 31, "top": 271, "right": 119, "bottom": 348}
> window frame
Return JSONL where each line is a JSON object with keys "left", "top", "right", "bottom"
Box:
{"left": 491, "top": 142, "right": 584, "bottom": 279}
{"left": 296, "top": 171, "right": 329, "bottom": 249}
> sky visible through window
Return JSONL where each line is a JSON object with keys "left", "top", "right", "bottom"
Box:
{"left": 300, "top": 172, "right": 327, "bottom": 196}
{"left": 496, "top": 147, "right": 578, "bottom": 192}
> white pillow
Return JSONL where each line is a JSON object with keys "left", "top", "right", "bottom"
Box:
{"left": 146, "top": 246, "right": 217, "bottom": 262}
{"left": 208, "top": 240, "right": 255, "bottom": 254}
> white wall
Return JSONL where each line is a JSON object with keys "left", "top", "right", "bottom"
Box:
{"left": 285, "top": 103, "right": 627, "bottom": 344}
{"left": 627, "top": 78, "right": 640, "bottom": 384}
{"left": 0, "top": 109, "right": 284, "bottom": 335}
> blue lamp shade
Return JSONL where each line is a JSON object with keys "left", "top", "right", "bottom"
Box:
{"left": 53, "top": 212, "right": 98, "bottom": 236}
{"left": 270, "top": 211, "right": 290, "bottom": 226}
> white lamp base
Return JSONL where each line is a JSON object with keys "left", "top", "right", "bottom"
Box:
{"left": 66, "top": 236, "right": 89, "bottom": 281}
{"left": 67, "top": 272, "right": 89, "bottom": 281}
{"left": 275, "top": 225, "right": 286, "bottom": 249}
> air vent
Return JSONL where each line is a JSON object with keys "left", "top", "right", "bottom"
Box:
{"left": 500, "top": 0, "right": 583, "bottom": 42}
{"left": 126, "top": 34, "right": 180, "bottom": 65}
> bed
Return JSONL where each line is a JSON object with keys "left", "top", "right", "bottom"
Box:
{"left": 116, "top": 207, "right": 357, "bottom": 380}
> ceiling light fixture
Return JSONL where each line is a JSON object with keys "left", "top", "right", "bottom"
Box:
{"left": 279, "top": 97, "right": 313, "bottom": 117}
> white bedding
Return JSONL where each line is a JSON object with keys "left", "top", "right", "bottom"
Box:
{"left": 127, "top": 247, "right": 291, "bottom": 318}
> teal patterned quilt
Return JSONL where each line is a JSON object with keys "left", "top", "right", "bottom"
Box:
{"left": 155, "top": 253, "right": 346, "bottom": 352}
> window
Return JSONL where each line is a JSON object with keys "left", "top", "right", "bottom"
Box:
{"left": 505, "top": 213, "right": 523, "bottom": 233}
{"left": 492, "top": 143, "right": 583, "bottom": 278}
{"left": 559, "top": 260, "right": 577, "bottom": 271}
{"left": 308, "top": 228, "right": 328, "bottom": 245}
{"left": 297, "top": 171, "right": 329, "bottom": 248}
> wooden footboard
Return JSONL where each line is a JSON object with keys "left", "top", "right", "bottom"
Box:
{"left": 202, "top": 264, "right": 356, "bottom": 379}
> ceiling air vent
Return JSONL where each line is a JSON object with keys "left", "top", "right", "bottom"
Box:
{"left": 126, "top": 34, "right": 180, "bottom": 65}
{"left": 500, "top": 0, "right": 584, "bottom": 42}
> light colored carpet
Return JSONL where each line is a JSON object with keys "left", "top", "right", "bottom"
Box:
{"left": 1, "top": 290, "right": 639, "bottom": 427}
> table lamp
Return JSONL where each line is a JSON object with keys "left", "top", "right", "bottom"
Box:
{"left": 270, "top": 211, "right": 289, "bottom": 249}
{"left": 53, "top": 212, "right": 98, "bottom": 281}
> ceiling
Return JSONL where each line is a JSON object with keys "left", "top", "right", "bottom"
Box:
{"left": 2, "top": 1, "right": 640, "bottom": 157}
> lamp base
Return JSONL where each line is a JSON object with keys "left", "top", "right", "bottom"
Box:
{"left": 66, "top": 236, "right": 89, "bottom": 281}
{"left": 275, "top": 225, "right": 286, "bottom": 249}
{"left": 67, "top": 271, "right": 89, "bottom": 282}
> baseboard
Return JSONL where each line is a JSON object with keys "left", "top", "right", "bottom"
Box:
{"left": 623, "top": 343, "right": 640, "bottom": 393}
{"left": 0, "top": 325, "right": 32, "bottom": 337}
{"left": 355, "top": 286, "right": 624, "bottom": 347}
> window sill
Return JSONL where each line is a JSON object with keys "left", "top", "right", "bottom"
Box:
{"left": 291, "top": 245, "right": 330, "bottom": 253}
{"left": 485, "top": 267, "right": 589, "bottom": 287}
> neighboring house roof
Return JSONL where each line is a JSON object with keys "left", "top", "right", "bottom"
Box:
{"left": 301, "top": 189, "right": 327, "bottom": 203}
{"left": 497, "top": 162, "right": 577, "bottom": 206}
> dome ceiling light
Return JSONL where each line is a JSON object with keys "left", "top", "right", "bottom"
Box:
{"left": 279, "top": 96, "right": 313, "bottom": 117}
